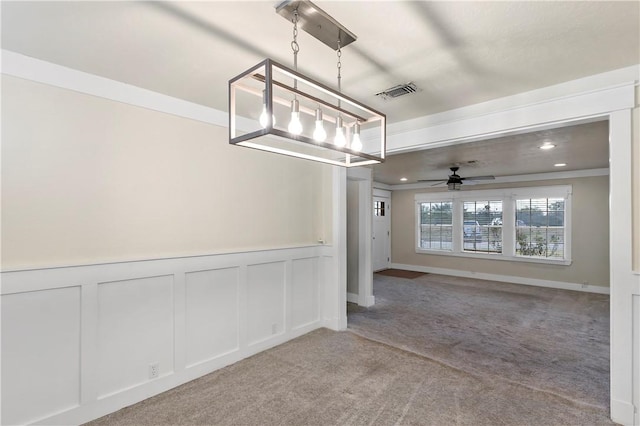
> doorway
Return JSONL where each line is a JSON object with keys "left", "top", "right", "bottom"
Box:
{"left": 373, "top": 189, "right": 391, "bottom": 272}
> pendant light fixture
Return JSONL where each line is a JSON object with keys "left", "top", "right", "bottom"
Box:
{"left": 228, "top": 0, "right": 386, "bottom": 167}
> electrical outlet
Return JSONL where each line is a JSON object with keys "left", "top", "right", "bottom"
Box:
{"left": 582, "top": 282, "right": 589, "bottom": 288}
{"left": 149, "top": 363, "right": 159, "bottom": 379}
{"left": 272, "top": 323, "right": 278, "bottom": 334}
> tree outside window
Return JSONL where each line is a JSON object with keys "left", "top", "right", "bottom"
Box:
{"left": 515, "top": 198, "right": 565, "bottom": 259}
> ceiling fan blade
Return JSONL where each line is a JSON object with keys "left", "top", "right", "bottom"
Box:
{"left": 417, "top": 179, "right": 447, "bottom": 182}
{"left": 430, "top": 181, "right": 446, "bottom": 187}
{"left": 461, "top": 175, "right": 495, "bottom": 181}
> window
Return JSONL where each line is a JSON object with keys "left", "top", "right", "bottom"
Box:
{"left": 415, "top": 185, "right": 571, "bottom": 264}
{"left": 463, "top": 200, "right": 503, "bottom": 254}
{"left": 515, "top": 198, "right": 565, "bottom": 259}
{"left": 418, "top": 201, "right": 452, "bottom": 250}
{"left": 374, "top": 201, "right": 385, "bottom": 216}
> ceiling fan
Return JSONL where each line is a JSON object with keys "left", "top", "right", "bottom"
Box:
{"left": 418, "top": 166, "right": 495, "bottom": 190}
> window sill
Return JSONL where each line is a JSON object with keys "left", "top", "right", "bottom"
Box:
{"left": 415, "top": 248, "right": 572, "bottom": 266}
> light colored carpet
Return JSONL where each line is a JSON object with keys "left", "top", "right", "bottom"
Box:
{"left": 87, "top": 274, "right": 611, "bottom": 425}
{"left": 351, "top": 273, "right": 610, "bottom": 413}
{"left": 88, "top": 329, "right": 611, "bottom": 426}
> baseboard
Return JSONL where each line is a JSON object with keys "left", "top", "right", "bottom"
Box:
{"left": 390, "top": 263, "right": 610, "bottom": 295}
{"left": 322, "top": 316, "right": 347, "bottom": 331}
{"left": 347, "top": 292, "right": 375, "bottom": 307}
{"left": 610, "top": 398, "right": 635, "bottom": 426}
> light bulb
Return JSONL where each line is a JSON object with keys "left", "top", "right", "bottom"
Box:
{"left": 258, "top": 90, "right": 275, "bottom": 128}
{"left": 259, "top": 105, "right": 276, "bottom": 128}
{"left": 334, "top": 116, "right": 346, "bottom": 147}
{"left": 312, "top": 108, "right": 327, "bottom": 142}
{"left": 351, "top": 122, "right": 362, "bottom": 151}
{"left": 288, "top": 99, "right": 303, "bottom": 135}
{"left": 259, "top": 106, "right": 269, "bottom": 127}
{"left": 288, "top": 112, "right": 303, "bottom": 135}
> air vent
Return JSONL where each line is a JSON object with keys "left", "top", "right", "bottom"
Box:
{"left": 375, "top": 82, "right": 418, "bottom": 100}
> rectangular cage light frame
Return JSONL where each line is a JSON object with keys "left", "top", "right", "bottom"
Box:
{"left": 229, "top": 58, "right": 386, "bottom": 167}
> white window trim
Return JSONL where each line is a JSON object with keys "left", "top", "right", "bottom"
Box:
{"left": 414, "top": 198, "right": 454, "bottom": 252}
{"left": 415, "top": 185, "right": 572, "bottom": 265}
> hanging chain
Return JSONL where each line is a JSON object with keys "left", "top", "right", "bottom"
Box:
{"left": 291, "top": 10, "right": 300, "bottom": 78}
{"left": 336, "top": 39, "right": 342, "bottom": 93}
{"left": 290, "top": 9, "right": 300, "bottom": 92}
{"left": 336, "top": 38, "right": 342, "bottom": 110}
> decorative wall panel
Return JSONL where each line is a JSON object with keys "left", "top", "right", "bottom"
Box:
{"left": 246, "top": 262, "right": 286, "bottom": 345}
{"left": 1, "top": 287, "right": 81, "bottom": 425}
{"left": 291, "top": 258, "right": 319, "bottom": 329}
{"left": 97, "top": 275, "right": 175, "bottom": 397}
{"left": 185, "top": 267, "right": 240, "bottom": 367}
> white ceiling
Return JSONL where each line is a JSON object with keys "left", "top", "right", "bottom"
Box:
{"left": 2, "top": 1, "right": 638, "bottom": 179}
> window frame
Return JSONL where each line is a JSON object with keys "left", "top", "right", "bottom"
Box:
{"left": 462, "top": 199, "right": 504, "bottom": 255}
{"left": 416, "top": 199, "right": 454, "bottom": 252}
{"left": 415, "top": 185, "right": 572, "bottom": 265}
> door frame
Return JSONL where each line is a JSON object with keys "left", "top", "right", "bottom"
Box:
{"left": 347, "top": 168, "right": 375, "bottom": 307}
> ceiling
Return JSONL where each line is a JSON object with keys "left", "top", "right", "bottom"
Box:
{"left": 372, "top": 120, "right": 609, "bottom": 185}
{"left": 2, "top": 1, "right": 638, "bottom": 180}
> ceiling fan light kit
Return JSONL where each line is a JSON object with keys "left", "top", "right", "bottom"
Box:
{"left": 228, "top": 0, "right": 386, "bottom": 167}
{"left": 419, "top": 166, "right": 495, "bottom": 191}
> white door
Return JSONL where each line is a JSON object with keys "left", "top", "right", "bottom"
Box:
{"left": 373, "top": 195, "right": 390, "bottom": 271}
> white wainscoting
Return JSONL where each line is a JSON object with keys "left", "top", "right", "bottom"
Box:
{"left": 1, "top": 245, "right": 333, "bottom": 425}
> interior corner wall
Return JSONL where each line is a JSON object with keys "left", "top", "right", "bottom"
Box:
{"left": 1, "top": 75, "right": 331, "bottom": 270}
{"left": 391, "top": 175, "right": 610, "bottom": 288}
{"left": 346, "top": 180, "right": 360, "bottom": 296}
{"left": 321, "top": 165, "right": 334, "bottom": 245}
{"left": 632, "top": 86, "right": 639, "bottom": 272}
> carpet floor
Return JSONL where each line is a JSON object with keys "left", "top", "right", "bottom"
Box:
{"left": 87, "top": 274, "right": 611, "bottom": 425}
{"left": 350, "top": 273, "right": 611, "bottom": 417}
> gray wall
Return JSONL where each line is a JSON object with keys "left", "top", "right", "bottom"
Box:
{"left": 391, "top": 175, "right": 610, "bottom": 287}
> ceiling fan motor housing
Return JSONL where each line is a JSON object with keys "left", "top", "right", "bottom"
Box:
{"left": 447, "top": 167, "right": 463, "bottom": 185}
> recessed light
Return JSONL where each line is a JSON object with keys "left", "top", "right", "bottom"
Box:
{"left": 554, "top": 163, "right": 567, "bottom": 167}
{"left": 400, "top": 177, "right": 408, "bottom": 182}
{"left": 539, "top": 143, "right": 556, "bottom": 150}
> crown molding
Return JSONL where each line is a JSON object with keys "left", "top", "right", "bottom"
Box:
{"left": 1, "top": 49, "right": 228, "bottom": 127}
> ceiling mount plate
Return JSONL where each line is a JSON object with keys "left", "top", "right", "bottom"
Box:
{"left": 276, "top": 0, "right": 357, "bottom": 50}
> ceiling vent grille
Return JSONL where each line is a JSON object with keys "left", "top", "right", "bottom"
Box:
{"left": 375, "top": 82, "right": 418, "bottom": 100}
